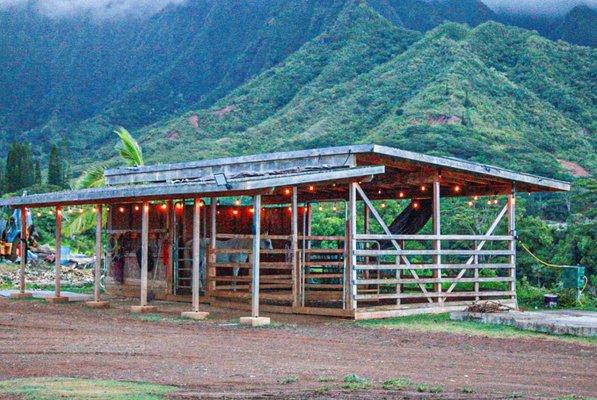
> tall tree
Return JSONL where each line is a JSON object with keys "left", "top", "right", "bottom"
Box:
{"left": 47, "top": 143, "right": 63, "bottom": 187}
{"left": 4, "top": 141, "right": 34, "bottom": 193}
{"left": 33, "top": 159, "right": 42, "bottom": 185}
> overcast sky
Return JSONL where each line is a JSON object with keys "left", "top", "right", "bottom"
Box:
{"left": 0, "top": 0, "right": 595, "bottom": 18}
{"left": 0, "top": 0, "right": 187, "bottom": 18}
{"left": 483, "top": 0, "right": 597, "bottom": 15}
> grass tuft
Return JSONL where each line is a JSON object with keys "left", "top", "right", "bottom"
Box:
{"left": 342, "top": 374, "right": 372, "bottom": 391}
{"left": 382, "top": 377, "right": 412, "bottom": 390}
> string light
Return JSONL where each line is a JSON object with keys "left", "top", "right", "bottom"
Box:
{"left": 92, "top": 207, "right": 98, "bottom": 213}
{"left": 199, "top": 201, "right": 204, "bottom": 207}
{"left": 380, "top": 202, "right": 386, "bottom": 208}
{"left": 308, "top": 185, "right": 315, "bottom": 192}
{"left": 234, "top": 199, "right": 241, "bottom": 206}
{"left": 487, "top": 200, "right": 492, "bottom": 205}
{"left": 232, "top": 209, "right": 239, "bottom": 216}
{"left": 56, "top": 209, "right": 62, "bottom": 216}
{"left": 468, "top": 201, "right": 474, "bottom": 207}
{"left": 332, "top": 204, "right": 338, "bottom": 212}
{"left": 36, "top": 212, "right": 42, "bottom": 217}
{"left": 160, "top": 203, "right": 168, "bottom": 211}
{"left": 284, "top": 188, "right": 291, "bottom": 195}
{"left": 454, "top": 185, "right": 461, "bottom": 193}
{"left": 175, "top": 203, "right": 183, "bottom": 210}
{"left": 413, "top": 202, "right": 419, "bottom": 209}
{"left": 143, "top": 204, "right": 149, "bottom": 212}
{"left": 119, "top": 206, "right": 125, "bottom": 213}
{"left": 473, "top": 196, "right": 479, "bottom": 200}
{"left": 398, "top": 191, "right": 405, "bottom": 198}
{"left": 420, "top": 185, "right": 426, "bottom": 192}
{"left": 287, "top": 206, "right": 292, "bottom": 212}
{"left": 493, "top": 199, "right": 499, "bottom": 204}
{"left": 318, "top": 206, "right": 323, "bottom": 211}
{"left": 49, "top": 210, "right": 54, "bottom": 215}
{"left": 378, "top": 189, "right": 382, "bottom": 195}
{"left": 249, "top": 208, "right": 255, "bottom": 213}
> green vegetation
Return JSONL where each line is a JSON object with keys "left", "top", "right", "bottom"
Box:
{"left": 357, "top": 313, "right": 597, "bottom": 345}
{"left": 382, "top": 377, "right": 412, "bottom": 390}
{"left": 0, "top": 377, "right": 177, "bottom": 400}
{"left": 342, "top": 374, "right": 372, "bottom": 391}
{"left": 279, "top": 375, "right": 299, "bottom": 385}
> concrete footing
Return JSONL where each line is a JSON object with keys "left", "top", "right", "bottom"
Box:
{"left": 9, "top": 292, "right": 32, "bottom": 299}
{"left": 130, "top": 305, "right": 158, "bottom": 313}
{"left": 239, "top": 316, "right": 271, "bottom": 327}
{"left": 45, "top": 296, "right": 69, "bottom": 303}
{"left": 181, "top": 311, "right": 209, "bottom": 320}
{"left": 86, "top": 301, "right": 110, "bottom": 309}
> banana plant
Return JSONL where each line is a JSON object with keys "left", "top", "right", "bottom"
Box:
{"left": 64, "top": 127, "right": 144, "bottom": 237}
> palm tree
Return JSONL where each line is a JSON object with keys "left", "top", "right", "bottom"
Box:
{"left": 64, "top": 127, "right": 144, "bottom": 236}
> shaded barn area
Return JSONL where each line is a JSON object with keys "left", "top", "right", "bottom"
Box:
{"left": 0, "top": 145, "right": 570, "bottom": 320}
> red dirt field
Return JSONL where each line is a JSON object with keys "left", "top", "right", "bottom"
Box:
{"left": 0, "top": 297, "right": 595, "bottom": 399}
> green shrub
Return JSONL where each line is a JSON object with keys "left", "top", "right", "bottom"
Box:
{"left": 342, "top": 374, "right": 372, "bottom": 391}
{"left": 382, "top": 377, "right": 412, "bottom": 390}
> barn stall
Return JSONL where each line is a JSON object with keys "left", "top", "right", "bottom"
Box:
{"left": 0, "top": 144, "right": 569, "bottom": 320}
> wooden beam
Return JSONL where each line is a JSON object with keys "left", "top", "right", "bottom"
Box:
{"left": 140, "top": 201, "right": 149, "bottom": 307}
{"left": 94, "top": 205, "right": 102, "bottom": 302}
{"left": 348, "top": 182, "right": 357, "bottom": 311}
{"left": 208, "top": 197, "right": 217, "bottom": 294}
{"left": 19, "top": 207, "right": 27, "bottom": 293}
{"left": 55, "top": 206, "right": 62, "bottom": 298}
{"left": 251, "top": 195, "right": 261, "bottom": 318}
{"left": 508, "top": 189, "right": 517, "bottom": 303}
{"left": 291, "top": 186, "right": 299, "bottom": 308}
{"left": 432, "top": 176, "right": 442, "bottom": 304}
{"left": 192, "top": 198, "right": 201, "bottom": 312}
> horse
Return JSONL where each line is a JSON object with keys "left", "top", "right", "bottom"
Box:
{"left": 184, "top": 236, "right": 273, "bottom": 291}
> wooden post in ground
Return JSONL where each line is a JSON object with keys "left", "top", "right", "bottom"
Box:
{"left": 508, "top": 188, "right": 517, "bottom": 306}
{"left": 131, "top": 201, "right": 157, "bottom": 313}
{"left": 181, "top": 198, "right": 209, "bottom": 320}
{"left": 348, "top": 182, "right": 357, "bottom": 311}
{"left": 47, "top": 206, "right": 68, "bottom": 303}
{"left": 11, "top": 207, "right": 32, "bottom": 299}
{"left": 206, "top": 198, "right": 217, "bottom": 295}
{"left": 240, "top": 194, "right": 270, "bottom": 326}
{"left": 432, "top": 176, "right": 442, "bottom": 305}
{"left": 87, "top": 205, "right": 109, "bottom": 308}
{"left": 291, "top": 186, "right": 299, "bottom": 308}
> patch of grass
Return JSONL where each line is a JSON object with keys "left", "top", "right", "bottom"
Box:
{"left": 317, "top": 376, "right": 334, "bottom": 382}
{"left": 314, "top": 385, "right": 331, "bottom": 395}
{"left": 357, "top": 313, "right": 597, "bottom": 345}
{"left": 130, "top": 313, "right": 188, "bottom": 325}
{"left": 429, "top": 385, "right": 444, "bottom": 393}
{"left": 382, "top": 377, "right": 411, "bottom": 390}
{"left": 0, "top": 377, "right": 177, "bottom": 400}
{"left": 415, "top": 382, "right": 430, "bottom": 392}
{"left": 279, "top": 375, "right": 298, "bottom": 385}
{"left": 342, "top": 374, "right": 372, "bottom": 391}
{"left": 461, "top": 386, "right": 474, "bottom": 394}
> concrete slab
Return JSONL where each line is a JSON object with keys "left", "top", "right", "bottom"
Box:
{"left": 239, "top": 316, "right": 271, "bottom": 327}
{"left": 130, "top": 305, "right": 159, "bottom": 313}
{"left": 181, "top": 311, "right": 209, "bottom": 320}
{"left": 451, "top": 310, "right": 597, "bottom": 337}
{"left": 0, "top": 290, "right": 92, "bottom": 302}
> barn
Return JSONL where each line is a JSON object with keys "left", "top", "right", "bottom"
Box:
{"left": 0, "top": 144, "right": 569, "bottom": 322}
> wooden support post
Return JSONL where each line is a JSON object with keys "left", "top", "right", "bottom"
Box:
{"left": 432, "top": 176, "right": 442, "bottom": 305}
{"left": 474, "top": 240, "right": 480, "bottom": 301}
{"left": 86, "top": 205, "right": 109, "bottom": 308}
{"left": 208, "top": 198, "right": 217, "bottom": 294}
{"left": 181, "top": 198, "right": 209, "bottom": 320}
{"left": 131, "top": 201, "right": 157, "bottom": 313}
{"left": 47, "top": 206, "right": 68, "bottom": 303}
{"left": 508, "top": 188, "right": 517, "bottom": 305}
{"left": 240, "top": 194, "right": 269, "bottom": 326}
{"left": 11, "top": 207, "right": 32, "bottom": 299}
{"left": 348, "top": 182, "right": 357, "bottom": 311}
{"left": 291, "top": 187, "right": 299, "bottom": 308}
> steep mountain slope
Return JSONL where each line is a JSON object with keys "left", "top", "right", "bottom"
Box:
{"left": 118, "top": 18, "right": 594, "bottom": 179}
{"left": 1, "top": 0, "right": 347, "bottom": 144}
{"left": 553, "top": 5, "right": 597, "bottom": 47}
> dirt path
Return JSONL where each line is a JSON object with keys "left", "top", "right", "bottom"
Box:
{"left": 0, "top": 298, "right": 595, "bottom": 399}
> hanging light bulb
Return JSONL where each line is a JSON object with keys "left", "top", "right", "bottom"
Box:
{"left": 175, "top": 203, "right": 182, "bottom": 210}
{"left": 380, "top": 202, "right": 386, "bottom": 208}
{"left": 493, "top": 199, "right": 499, "bottom": 204}
{"left": 473, "top": 195, "right": 479, "bottom": 201}
{"left": 398, "top": 191, "right": 405, "bottom": 198}
{"left": 377, "top": 189, "right": 382, "bottom": 195}
{"left": 420, "top": 185, "right": 426, "bottom": 192}
{"left": 332, "top": 203, "right": 338, "bottom": 212}
{"left": 232, "top": 209, "right": 239, "bottom": 216}
{"left": 413, "top": 202, "right": 419, "bottom": 209}
{"left": 249, "top": 208, "right": 255, "bottom": 213}
{"left": 318, "top": 205, "right": 323, "bottom": 211}
{"left": 119, "top": 206, "right": 125, "bottom": 213}
{"left": 468, "top": 201, "right": 474, "bottom": 207}
{"left": 454, "top": 185, "right": 461, "bottom": 193}
{"left": 284, "top": 188, "right": 291, "bottom": 195}
{"left": 308, "top": 185, "right": 315, "bottom": 192}
{"left": 234, "top": 199, "right": 241, "bottom": 206}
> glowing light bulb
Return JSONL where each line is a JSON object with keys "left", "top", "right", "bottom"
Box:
{"left": 234, "top": 199, "right": 241, "bottom": 206}
{"left": 380, "top": 203, "right": 386, "bottom": 208}
{"left": 119, "top": 207, "right": 125, "bottom": 213}
{"left": 420, "top": 185, "right": 426, "bottom": 192}
{"left": 399, "top": 191, "right": 405, "bottom": 198}
{"left": 309, "top": 185, "right": 315, "bottom": 192}
{"left": 468, "top": 201, "right": 473, "bottom": 206}
{"left": 232, "top": 209, "right": 239, "bottom": 216}
{"left": 284, "top": 188, "right": 291, "bottom": 195}
{"left": 413, "top": 202, "right": 419, "bottom": 209}
{"left": 454, "top": 185, "right": 461, "bottom": 192}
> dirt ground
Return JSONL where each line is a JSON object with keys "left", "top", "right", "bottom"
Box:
{"left": 0, "top": 297, "right": 595, "bottom": 399}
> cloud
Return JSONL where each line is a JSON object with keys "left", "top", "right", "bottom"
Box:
{"left": 483, "top": 0, "right": 597, "bottom": 16}
{"left": 0, "top": 0, "right": 188, "bottom": 19}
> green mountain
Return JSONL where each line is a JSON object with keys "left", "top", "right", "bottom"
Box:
{"left": 103, "top": 10, "right": 593, "bottom": 181}
{"left": 554, "top": 5, "right": 597, "bottom": 48}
